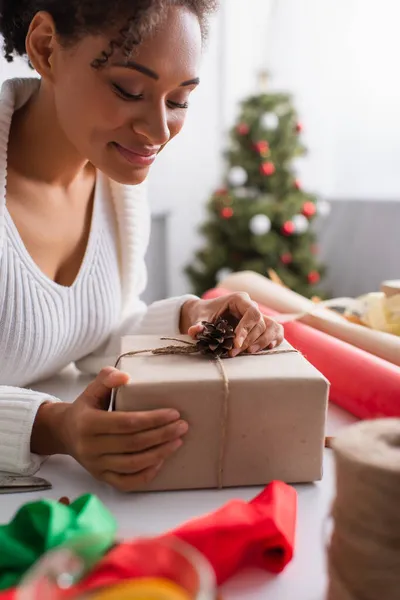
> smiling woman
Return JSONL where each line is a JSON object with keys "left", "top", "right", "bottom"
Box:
{"left": 0, "top": 0, "right": 283, "bottom": 492}
{"left": 0, "top": 0, "right": 215, "bottom": 184}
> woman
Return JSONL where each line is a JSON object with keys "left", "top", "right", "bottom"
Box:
{"left": 0, "top": 0, "right": 283, "bottom": 491}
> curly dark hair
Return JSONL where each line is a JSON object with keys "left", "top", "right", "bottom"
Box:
{"left": 0, "top": 0, "right": 217, "bottom": 67}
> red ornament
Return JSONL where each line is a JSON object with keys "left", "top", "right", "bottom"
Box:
{"left": 215, "top": 188, "right": 228, "bottom": 197}
{"left": 254, "top": 141, "right": 270, "bottom": 156}
{"left": 237, "top": 123, "right": 250, "bottom": 136}
{"left": 302, "top": 201, "right": 317, "bottom": 218}
{"left": 308, "top": 271, "right": 321, "bottom": 284}
{"left": 260, "top": 162, "right": 276, "bottom": 176}
{"left": 221, "top": 207, "right": 234, "bottom": 219}
{"left": 281, "top": 221, "right": 295, "bottom": 236}
{"left": 281, "top": 252, "right": 293, "bottom": 265}
{"left": 295, "top": 122, "right": 304, "bottom": 133}
{"left": 294, "top": 179, "right": 302, "bottom": 190}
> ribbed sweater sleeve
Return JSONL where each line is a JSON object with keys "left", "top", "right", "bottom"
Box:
{"left": 75, "top": 294, "right": 197, "bottom": 375}
{"left": 0, "top": 386, "right": 59, "bottom": 475}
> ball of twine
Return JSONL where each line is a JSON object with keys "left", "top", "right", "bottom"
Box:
{"left": 327, "top": 418, "right": 400, "bottom": 600}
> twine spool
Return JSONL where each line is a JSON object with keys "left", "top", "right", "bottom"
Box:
{"left": 327, "top": 419, "right": 400, "bottom": 600}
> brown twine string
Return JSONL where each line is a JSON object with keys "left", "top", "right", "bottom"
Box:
{"left": 115, "top": 338, "right": 298, "bottom": 489}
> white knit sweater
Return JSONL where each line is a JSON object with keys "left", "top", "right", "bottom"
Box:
{"left": 0, "top": 78, "right": 196, "bottom": 476}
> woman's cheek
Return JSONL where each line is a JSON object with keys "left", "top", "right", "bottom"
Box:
{"left": 168, "top": 111, "right": 188, "bottom": 139}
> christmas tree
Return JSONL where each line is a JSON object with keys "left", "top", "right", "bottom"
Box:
{"left": 186, "top": 75, "right": 330, "bottom": 298}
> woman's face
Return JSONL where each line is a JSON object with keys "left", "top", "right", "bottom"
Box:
{"left": 43, "top": 7, "right": 202, "bottom": 184}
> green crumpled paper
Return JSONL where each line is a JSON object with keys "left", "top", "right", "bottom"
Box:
{"left": 0, "top": 494, "right": 117, "bottom": 591}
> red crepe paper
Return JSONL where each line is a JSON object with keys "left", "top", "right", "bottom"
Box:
{"left": 203, "top": 288, "right": 400, "bottom": 419}
{"left": 166, "top": 481, "right": 297, "bottom": 584}
{"left": 75, "top": 481, "right": 296, "bottom": 593}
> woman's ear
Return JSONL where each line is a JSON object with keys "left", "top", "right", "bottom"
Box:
{"left": 25, "top": 11, "right": 58, "bottom": 79}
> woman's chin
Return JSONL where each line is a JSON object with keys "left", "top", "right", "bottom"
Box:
{"left": 97, "top": 160, "right": 150, "bottom": 186}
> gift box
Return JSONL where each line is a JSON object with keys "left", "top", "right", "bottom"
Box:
{"left": 114, "top": 335, "right": 329, "bottom": 491}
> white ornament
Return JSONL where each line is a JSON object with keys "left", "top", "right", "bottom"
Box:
{"left": 292, "top": 214, "right": 309, "bottom": 234}
{"left": 261, "top": 112, "right": 279, "bottom": 130}
{"left": 228, "top": 166, "right": 248, "bottom": 187}
{"left": 317, "top": 200, "right": 331, "bottom": 218}
{"left": 216, "top": 268, "right": 232, "bottom": 282}
{"left": 249, "top": 214, "right": 272, "bottom": 236}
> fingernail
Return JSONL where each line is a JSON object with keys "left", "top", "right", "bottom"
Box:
{"left": 155, "top": 462, "right": 164, "bottom": 471}
{"left": 249, "top": 345, "right": 260, "bottom": 354}
{"left": 177, "top": 421, "right": 189, "bottom": 435}
{"left": 231, "top": 349, "right": 240, "bottom": 358}
{"left": 172, "top": 439, "right": 183, "bottom": 450}
{"left": 168, "top": 409, "right": 180, "bottom": 420}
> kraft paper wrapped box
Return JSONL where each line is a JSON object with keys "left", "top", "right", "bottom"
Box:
{"left": 114, "top": 335, "right": 329, "bottom": 491}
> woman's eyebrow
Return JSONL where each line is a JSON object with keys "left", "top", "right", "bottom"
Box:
{"left": 114, "top": 60, "right": 200, "bottom": 86}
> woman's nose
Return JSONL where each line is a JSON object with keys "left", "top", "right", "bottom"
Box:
{"left": 132, "top": 102, "right": 170, "bottom": 147}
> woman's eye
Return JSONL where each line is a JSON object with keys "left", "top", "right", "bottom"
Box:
{"left": 112, "top": 83, "right": 143, "bottom": 101}
{"left": 112, "top": 83, "right": 189, "bottom": 109}
{"left": 167, "top": 100, "right": 190, "bottom": 110}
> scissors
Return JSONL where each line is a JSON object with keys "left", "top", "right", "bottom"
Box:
{"left": 0, "top": 475, "right": 52, "bottom": 494}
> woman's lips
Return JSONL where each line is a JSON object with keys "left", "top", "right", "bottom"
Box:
{"left": 113, "top": 142, "right": 158, "bottom": 167}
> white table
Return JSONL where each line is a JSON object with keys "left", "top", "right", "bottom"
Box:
{"left": 0, "top": 367, "right": 358, "bottom": 600}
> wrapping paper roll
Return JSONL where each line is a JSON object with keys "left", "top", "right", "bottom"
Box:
{"left": 203, "top": 288, "right": 400, "bottom": 419}
{"left": 218, "top": 271, "right": 400, "bottom": 367}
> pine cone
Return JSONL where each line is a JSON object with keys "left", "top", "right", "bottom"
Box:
{"left": 196, "top": 318, "right": 235, "bottom": 358}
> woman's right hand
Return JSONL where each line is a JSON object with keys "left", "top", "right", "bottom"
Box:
{"left": 34, "top": 368, "right": 188, "bottom": 492}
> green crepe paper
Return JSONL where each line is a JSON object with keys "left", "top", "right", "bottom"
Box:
{"left": 0, "top": 494, "right": 117, "bottom": 591}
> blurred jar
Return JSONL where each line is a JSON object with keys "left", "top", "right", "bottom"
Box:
{"left": 17, "top": 537, "right": 217, "bottom": 600}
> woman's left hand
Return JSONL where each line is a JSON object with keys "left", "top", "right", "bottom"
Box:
{"left": 181, "top": 293, "right": 284, "bottom": 357}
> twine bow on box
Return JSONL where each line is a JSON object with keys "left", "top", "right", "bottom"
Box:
{"left": 113, "top": 319, "right": 298, "bottom": 490}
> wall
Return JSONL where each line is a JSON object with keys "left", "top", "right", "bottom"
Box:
{"left": 262, "top": 0, "right": 400, "bottom": 296}
{"left": 221, "top": 0, "right": 276, "bottom": 131}
{"left": 264, "top": 0, "right": 400, "bottom": 200}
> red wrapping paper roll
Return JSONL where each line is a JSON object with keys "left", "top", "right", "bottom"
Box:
{"left": 203, "top": 288, "right": 400, "bottom": 419}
